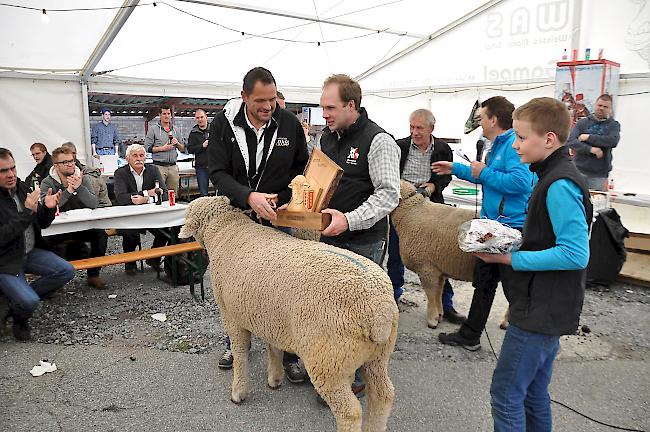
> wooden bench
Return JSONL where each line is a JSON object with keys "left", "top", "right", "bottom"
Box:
{"left": 69, "top": 241, "right": 207, "bottom": 300}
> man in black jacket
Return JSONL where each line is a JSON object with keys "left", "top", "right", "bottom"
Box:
{"left": 114, "top": 144, "right": 169, "bottom": 276}
{"left": 0, "top": 148, "right": 74, "bottom": 341}
{"left": 389, "top": 109, "right": 466, "bottom": 324}
{"left": 187, "top": 109, "right": 212, "bottom": 196}
{"left": 208, "top": 67, "right": 308, "bottom": 380}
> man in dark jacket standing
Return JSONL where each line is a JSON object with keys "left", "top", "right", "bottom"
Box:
{"left": 318, "top": 74, "right": 401, "bottom": 396}
{"left": 389, "top": 109, "right": 465, "bottom": 324}
{"left": 208, "top": 67, "right": 308, "bottom": 381}
{"left": 187, "top": 108, "right": 212, "bottom": 196}
{"left": 0, "top": 148, "right": 74, "bottom": 341}
{"left": 567, "top": 94, "right": 621, "bottom": 191}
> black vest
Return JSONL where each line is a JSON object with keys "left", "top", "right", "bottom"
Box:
{"left": 502, "top": 147, "right": 593, "bottom": 336}
{"left": 320, "top": 108, "right": 387, "bottom": 244}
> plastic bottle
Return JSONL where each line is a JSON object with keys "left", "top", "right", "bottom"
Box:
{"left": 608, "top": 177, "right": 616, "bottom": 198}
{"left": 561, "top": 49, "right": 568, "bottom": 61}
{"left": 585, "top": 48, "right": 591, "bottom": 60}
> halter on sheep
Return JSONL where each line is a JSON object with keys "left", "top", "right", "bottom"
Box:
{"left": 180, "top": 196, "right": 399, "bottom": 432}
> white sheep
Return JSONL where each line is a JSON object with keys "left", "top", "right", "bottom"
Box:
{"left": 391, "top": 181, "right": 478, "bottom": 329}
{"left": 180, "top": 196, "right": 399, "bottom": 432}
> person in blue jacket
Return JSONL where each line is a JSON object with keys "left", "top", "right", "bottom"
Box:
{"left": 432, "top": 96, "right": 534, "bottom": 350}
{"left": 478, "top": 97, "right": 592, "bottom": 431}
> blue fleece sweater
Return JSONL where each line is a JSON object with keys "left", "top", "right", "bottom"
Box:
{"left": 511, "top": 179, "right": 590, "bottom": 271}
{"left": 452, "top": 129, "right": 534, "bottom": 228}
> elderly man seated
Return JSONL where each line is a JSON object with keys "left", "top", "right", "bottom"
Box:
{"left": 41, "top": 146, "right": 108, "bottom": 289}
{"left": 113, "top": 144, "right": 169, "bottom": 276}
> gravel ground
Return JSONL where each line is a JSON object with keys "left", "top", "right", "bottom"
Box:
{"left": 2, "top": 232, "right": 648, "bottom": 366}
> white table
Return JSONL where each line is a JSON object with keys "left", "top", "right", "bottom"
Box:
{"left": 42, "top": 202, "right": 188, "bottom": 237}
{"left": 101, "top": 161, "right": 195, "bottom": 178}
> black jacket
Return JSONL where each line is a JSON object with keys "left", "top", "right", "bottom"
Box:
{"left": 396, "top": 136, "right": 452, "bottom": 204}
{"left": 26, "top": 152, "right": 53, "bottom": 187}
{"left": 0, "top": 179, "right": 56, "bottom": 275}
{"left": 113, "top": 164, "right": 168, "bottom": 206}
{"left": 208, "top": 99, "right": 308, "bottom": 210}
{"left": 187, "top": 123, "right": 211, "bottom": 168}
{"left": 320, "top": 108, "right": 388, "bottom": 244}
{"left": 501, "top": 147, "right": 593, "bottom": 336}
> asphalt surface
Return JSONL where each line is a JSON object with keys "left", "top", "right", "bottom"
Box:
{"left": 0, "top": 235, "right": 648, "bottom": 431}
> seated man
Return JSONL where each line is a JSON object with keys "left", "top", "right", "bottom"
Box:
{"left": 41, "top": 147, "right": 108, "bottom": 289}
{"left": 0, "top": 148, "right": 75, "bottom": 341}
{"left": 61, "top": 141, "right": 112, "bottom": 208}
{"left": 113, "top": 144, "right": 169, "bottom": 276}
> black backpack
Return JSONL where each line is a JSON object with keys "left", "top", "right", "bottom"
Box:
{"left": 586, "top": 208, "right": 629, "bottom": 287}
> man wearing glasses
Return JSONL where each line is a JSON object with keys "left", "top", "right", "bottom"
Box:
{"left": 40, "top": 147, "right": 108, "bottom": 289}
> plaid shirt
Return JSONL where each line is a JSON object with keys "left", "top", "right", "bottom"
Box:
{"left": 345, "top": 132, "right": 401, "bottom": 231}
{"left": 91, "top": 121, "right": 120, "bottom": 151}
{"left": 402, "top": 140, "right": 434, "bottom": 186}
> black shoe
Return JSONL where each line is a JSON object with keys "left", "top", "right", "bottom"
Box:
{"left": 125, "top": 264, "right": 137, "bottom": 276}
{"left": 0, "top": 295, "right": 9, "bottom": 327}
{"left": 438, "top": 330, "right": 481, "bottom": 351}
{"left": 218, "top": 349, "right": 233, "bottom": 370}
{"left": 284, "top": 361, "right": 307, "bottom": 384}
{"left": 145, "top": 259, "right": 161, "bottom": 272}
{"left": 443, "top": 308, "right": 467, "bottom": 325}
{"left": 12, "top": 318, "right": 32, "bottom": 341}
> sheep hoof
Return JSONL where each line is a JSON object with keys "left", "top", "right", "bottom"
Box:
{"left": 268, "top": 378, "right": 283, "bottom": 389}
{"left": 427, "top": 320, "right": 439, "bottom": 329}
{"left": 499, "top": 321, "right": 509, "bottom": 330}
{"left": 230, "top": 390, "right": 248, "bottom": 404}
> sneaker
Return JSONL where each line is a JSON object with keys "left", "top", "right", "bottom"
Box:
{"left": 438, "top": 330, "right": 481, "bottom": 351}
{"left": 146, "top": 259, "right": 161, "bottom": 272}
{"left": 0, "top": 295, "right": 9, "bottom": 327}
{"left": 87, "top": 276, "right": 107, "bottom": 289}
{"left": 218, "top": 349, "right": 233, "bottom": 370}
{"left": 443, "top": 308, "right": 467, "bottom": 325}
{"left": 12, "top": 317, "right": 32, "bottom": 341}
{"left": 284, "top": 361, "right": 307, "bottom": 384}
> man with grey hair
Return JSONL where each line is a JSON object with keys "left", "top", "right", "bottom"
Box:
{"left": 61, "top": 142, "right": 111, "bottom": 207}
{"left": 389, "top": 109, "right": 466, "bottom": 323}
{"left": 113, "top": 144, "right": 169, "bottom": 275}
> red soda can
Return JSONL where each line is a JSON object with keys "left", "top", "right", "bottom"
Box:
{"left": 55, "top": 205, "right": 60, "bottom": 217}
{"left": 168, "top": 189, "right": 175, "bottom": 206}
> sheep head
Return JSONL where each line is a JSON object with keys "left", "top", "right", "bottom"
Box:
{"left": 399, "top": 180, "right": 418, "bottom": 202}
{"left": 179, "top": 196, "right": 234, "bottom": 244}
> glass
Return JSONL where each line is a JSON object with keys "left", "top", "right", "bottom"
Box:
{"left": 55, "top": 159, "right": 75, "bottom": 166}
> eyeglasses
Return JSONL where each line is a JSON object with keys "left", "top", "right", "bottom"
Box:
{"left": 55, "top": 159, "right": 75, "bottom": 166}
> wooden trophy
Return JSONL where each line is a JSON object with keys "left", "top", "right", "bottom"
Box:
{"left": 273, "top": 148, "right": 343, "bottom": 230}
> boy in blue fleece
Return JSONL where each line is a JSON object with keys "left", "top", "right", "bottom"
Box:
{"left": 476, "top": 97, "right": 593, "bottom": 431}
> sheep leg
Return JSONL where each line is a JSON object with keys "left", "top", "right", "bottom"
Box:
{"left": 266, "top": 344, "right": 285, "bottom": 389}
{"left": 361, "top": 358, "right": 394, "bottom": 432}
{"left": 229, "top": 328, "right": 252, "bottom": 404}
{"left": 499, "top": 307, "right": 510, "bottom": 330}
{"left": 419, "top": 270, "right": 444, "bottom": 329}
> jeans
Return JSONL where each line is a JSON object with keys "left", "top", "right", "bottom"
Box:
{"left": 195, "top": 166, "right": 212, "bottom": 197}
{"left": 584, "top": 176, "right": 607, "bottom": 192}
{"left": 45, "top": 229, "right": 108, "bottom": 277}
{"left": 490, "top": 324, "right": 560, "bottom": 432}
{"left": 387, "top": 222, "right": 455, "bottom": 307}
{"left": 321, "top": 234, "right": 387, "bottom": 387}
{"left": 0, "top": 248, "right": 75, "bottom": 319}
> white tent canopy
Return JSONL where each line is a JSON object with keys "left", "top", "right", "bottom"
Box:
{"left": 1, "top": 0, "right": 649, "bottom": 194}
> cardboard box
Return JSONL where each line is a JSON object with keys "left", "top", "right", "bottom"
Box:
{"left": 273, "top": 148, "right": 343, "bottom": 230}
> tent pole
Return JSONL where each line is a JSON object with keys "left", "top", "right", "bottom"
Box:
{"left": 80, "top": 81, "right": 94, "bottom": 168}
{"left": 81, "top": 0, "right": 140, "bottom": 80}
{"left": 354, "top": 0, "right": 505, "bottom": 82}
